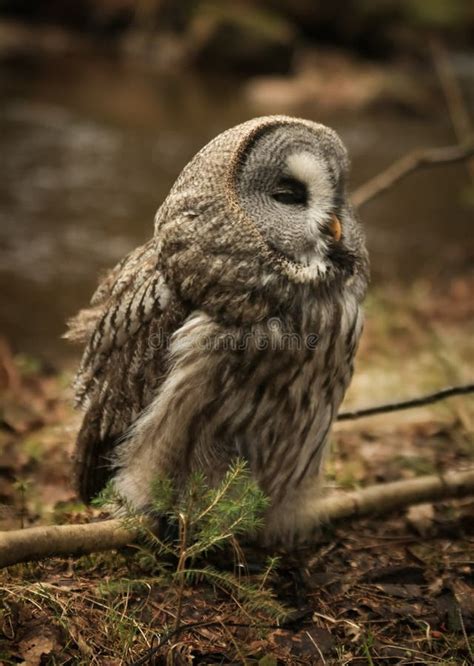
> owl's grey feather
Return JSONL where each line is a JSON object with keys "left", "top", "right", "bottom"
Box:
{"left": 66, "top": 240, "right": 188, "bottom": 500}
{"left": 68, "top": 115, "right": 369, "bottom": 544}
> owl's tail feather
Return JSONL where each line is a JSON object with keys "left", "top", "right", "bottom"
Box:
{"left": 74, "top": 408, "right": 119, "bottom": 504}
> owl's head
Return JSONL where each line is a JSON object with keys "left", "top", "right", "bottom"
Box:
{"left": 156, "top": 116, "right": 369, "bottom": 322}
{"left": 231, "top": 119, "right": 364, "bottom": 283}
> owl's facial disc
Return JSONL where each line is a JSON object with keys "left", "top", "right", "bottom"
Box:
{"left": 236, "top": 122, "right": 354, "bottom": 280}
{"left": 284, "top": 151, "right": 342, "bottom": 261}
{"left": 264, "top": 150, "right": 343, "bottom": 275}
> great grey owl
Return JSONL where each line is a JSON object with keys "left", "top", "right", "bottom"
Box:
{"left": 67, "top": 115, "right": 369, "bottom": 544}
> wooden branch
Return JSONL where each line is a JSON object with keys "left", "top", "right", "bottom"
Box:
{"left": 337, "top": 382, "right": 474, "bottom": 421}
{"left": 1, "top": 469, "right": 474, "bottom": 569}
{"left": 0, "top": 519, "right": 137, "bottom": 569}
{"left": 313, "top": 468, "right": 474, "bottom": 523}
{"left": 351, "top": 142, "right": 474, "bottom": 208}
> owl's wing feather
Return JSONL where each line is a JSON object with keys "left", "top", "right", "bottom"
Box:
{"left": 66, "top": 239, "right": 187, "bottom": 502}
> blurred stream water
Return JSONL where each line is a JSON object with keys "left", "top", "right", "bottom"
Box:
{"left": 0, "top": 53, "right": 472, "bottom": 361}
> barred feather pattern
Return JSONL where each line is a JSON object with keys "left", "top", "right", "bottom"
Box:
{"left": 66, "top": 240, "right": 188, "bottom": 500}
{"left": 113, "top": 285, "right": 363, "bottom": 544}
{"left": 68, "top": 115, "right": 370, "bottom": 543}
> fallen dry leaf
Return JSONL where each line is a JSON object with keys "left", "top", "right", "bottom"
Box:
{"left": 18, "top": 630, "right": 57, "bottom": 665}
{"left": 406, "top": 503, "right": 435, "bottom": 536}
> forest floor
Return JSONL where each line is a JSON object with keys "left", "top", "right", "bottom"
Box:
{"left": 0, "top": 274, "right": 473, "bottom": 665}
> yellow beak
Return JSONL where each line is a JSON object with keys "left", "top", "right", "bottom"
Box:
{"left": 329, "top": 214, "right": 342, "bottom": 242}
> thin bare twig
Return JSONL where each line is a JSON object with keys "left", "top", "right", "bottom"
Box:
{"left": 430, "top": 37, "right": 474, "bottom": 182}
{"left": 127, "top": 618, "right": 282, "bottom": 666}
{"left": 305, "top": 630, "right": 327, "bottom": 664}
{"left": 457, "top": 607, "right": 474, "bottom": 662}
{"left": 351, "top": 142, "right": 474, "bottom": 208}
{"left": 174, "top": 511, "right": 189, "bottom": 632}
{"left": 337, "top": 382, "right": 474, "bottom": 421}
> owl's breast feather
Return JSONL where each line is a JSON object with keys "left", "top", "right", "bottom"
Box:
{"left": 113, "top": 293, "right": 362, "bottom": 544}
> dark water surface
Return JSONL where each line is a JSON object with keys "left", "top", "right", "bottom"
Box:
{"left": 1, "top": 54, "right": 472, "bottom": 361}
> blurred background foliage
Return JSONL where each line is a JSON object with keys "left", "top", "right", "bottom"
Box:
{"left": 1, "top": 0, "right": 474, "bottom": 71}
{"left": 0, "top": 0, "right": 472, "bottom": 359}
